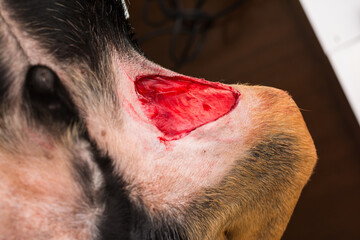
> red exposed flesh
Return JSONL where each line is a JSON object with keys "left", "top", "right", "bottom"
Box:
{"left": 135, "top": 75, "right": 240, "bottom": 140}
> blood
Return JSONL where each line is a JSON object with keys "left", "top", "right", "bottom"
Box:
{"left": 135, "top": 75, "right": 240, "bottom": 140}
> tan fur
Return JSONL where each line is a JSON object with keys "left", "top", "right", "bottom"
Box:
{"left": 182, "top": 86, "right": 317, "bottom": 240}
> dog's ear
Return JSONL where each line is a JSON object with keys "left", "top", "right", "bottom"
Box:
{"left": 0, "top": 1, "right": 316, "bottom": 239}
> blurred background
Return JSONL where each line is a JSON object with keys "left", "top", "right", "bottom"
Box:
{"left": 127, "top": 0, "right": 360, "bottom": 239}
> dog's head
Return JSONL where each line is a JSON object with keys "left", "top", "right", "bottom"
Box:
{"left": 0, "top": 1, "right": 316, "bottom": 239}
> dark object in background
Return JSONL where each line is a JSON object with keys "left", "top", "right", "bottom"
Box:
{"left": 138, "top": 0, "right": 244, "bottom": 68}
{"left": 130, "top": 0, "right": 360, "bottom": 239}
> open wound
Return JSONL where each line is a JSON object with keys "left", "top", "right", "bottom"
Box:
{"left": 135, "top": 75, "right": 240, "bottom": 140}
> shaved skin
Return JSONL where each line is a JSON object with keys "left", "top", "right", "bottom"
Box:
{"left": 94, "top": 57, "right": 255, "bottom": 213}
{"left": 135, "top": 75, "right": 240, "bottom": 141}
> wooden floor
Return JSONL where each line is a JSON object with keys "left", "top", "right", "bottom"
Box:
{"left": 129, "top": 0, "right": 360, "bottom": 239}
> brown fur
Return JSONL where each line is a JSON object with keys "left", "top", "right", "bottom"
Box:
{"left": 182, "top": 86, "right": 317, "bottom": 240}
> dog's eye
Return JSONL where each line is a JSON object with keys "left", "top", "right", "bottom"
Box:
{"left": 24, "top": 65, "right": 78, "bottom": 126}
{"left": 27, "top": 66, "right": 56, "bottom": 95}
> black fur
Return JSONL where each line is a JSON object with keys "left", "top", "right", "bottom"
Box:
{"left": 84, "top": 140, "right": 187, "bottom": 240}
{"left": 86, "top": 141, "right": 132, "bottom": 240}
{"left": 130, "top": 207, "right": 186, "bottom": 240}
{"left": 4, "top": 0, "right": 138, "bottom": 69}
{"left": 0, "top": 28, "right": 10, "bottom": 106}
{"left": 0, "top": 61, "right": 9, "bottom": 106}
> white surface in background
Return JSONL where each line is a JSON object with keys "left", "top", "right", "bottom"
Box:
{"left": 121, "top": 0, "right": 130, "bottom": 19}
{"left": 300, "top": 0, "right": 360, "bottom": 125}
{"left": 329, "top": 42, "right": 360, "bottom": 122}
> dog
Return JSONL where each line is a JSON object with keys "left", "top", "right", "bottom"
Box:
{"left": 0, "top": 0, "right": 317, "bottom": 239}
